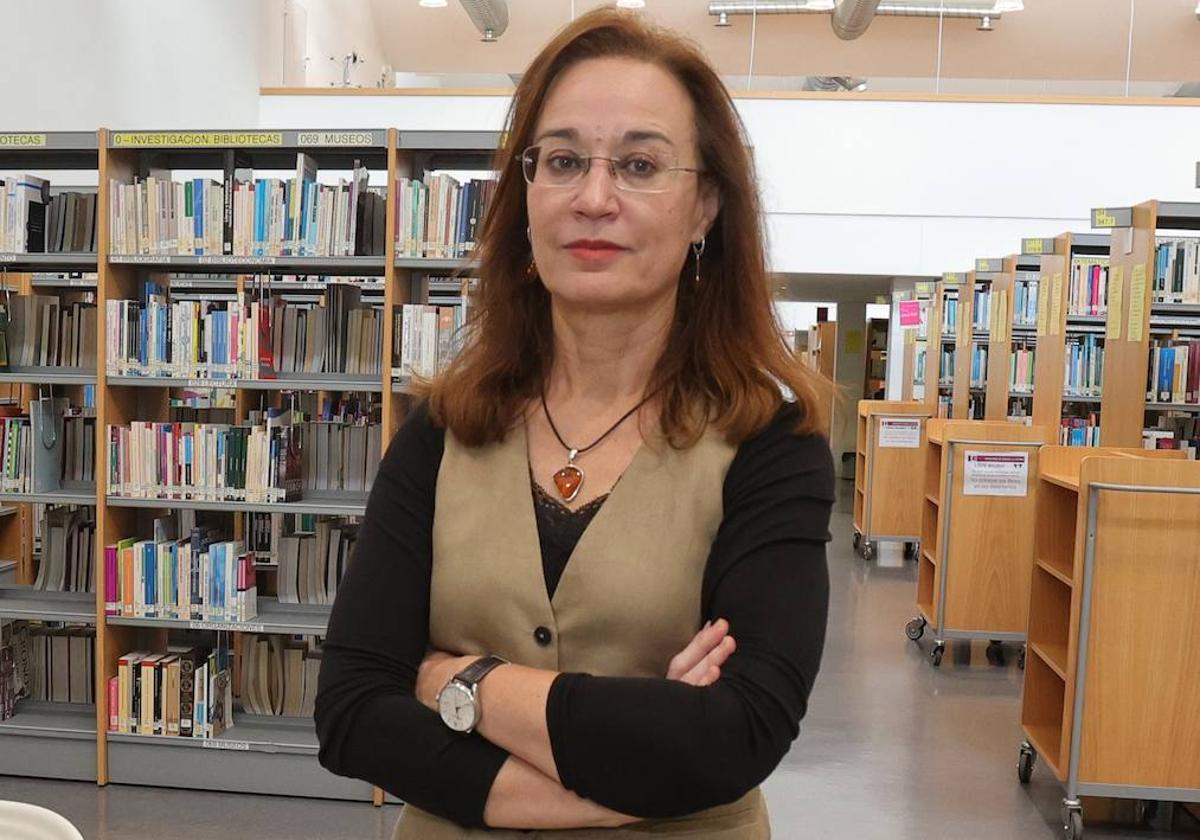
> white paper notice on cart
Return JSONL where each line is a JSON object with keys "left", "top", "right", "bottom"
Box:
{"left": 878, "top": 418, "right": 921, "bottom": 448}
{"left": 963, "top": 451, "right": 1029, "bottom": 496}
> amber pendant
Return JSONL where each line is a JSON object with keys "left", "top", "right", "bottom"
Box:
{"left": 552, "top": 449, "right": 585, "bottom": 502}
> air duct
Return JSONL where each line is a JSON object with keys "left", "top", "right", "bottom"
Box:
{"left": 457, "top": 0, "right": 509, "bottom": 40}
{"left": 802, "top": 75, "right": 868, "bottom": 91}
{"left": 831, "top": 0, "right": 882, "bottom": 39}
{"left": 708, "top": 2, "right": 1013, "bottom": 22}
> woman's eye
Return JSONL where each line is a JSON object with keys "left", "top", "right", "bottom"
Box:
{"left": 621, "top": 156, "right": 659, "bottom": 178}
{"left": 547, "top": 153, "right": 583, "bottom": 172}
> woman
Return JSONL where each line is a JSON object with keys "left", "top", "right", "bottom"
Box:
{"left": 316, "top": 9, "right": 833, "bottom": 838}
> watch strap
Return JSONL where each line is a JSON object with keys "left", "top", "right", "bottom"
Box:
{"left": 454, "top": 654, "right": 509, "bottom": 688}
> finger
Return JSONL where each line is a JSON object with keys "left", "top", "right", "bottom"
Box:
{"left": 667, "top": 619, "right": 730, "bottom": 679}
{"left": 681, "top": 636, "right": 736, "bottom": 684}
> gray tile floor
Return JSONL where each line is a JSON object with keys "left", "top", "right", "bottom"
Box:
{"left": 1, "top": 483, "right": 1197, "bottom": 839}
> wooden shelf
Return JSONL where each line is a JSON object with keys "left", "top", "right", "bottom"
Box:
{"left": 107, "top": 373, "right": 382, "bottom": 393}
{"left": 0, "top": 252, "right": 97, "bottom": 271}
{"left": 0, "top": 367, "right": 96, "bottom": 385}
{"left": 109, "top": 254, "right": 386, "bottom": 275}
{"left": 106, "top": 491, "right": 368, "bottom": 517}
{"left": 1022, "top": 723, "right": 1066, "bottom": 780}
{"left": 1036, "top": 557, "right": 1074, "bottom": 588}
{"left": 107, "top": 597, "right": 330, "bottom": 636}
{"left": 0, "top": 588, "right": 96, "bottom": 624}
{"left": 921, "top": 549, "right": 937, "bottom": 567}
{"left": 924, "top": 493, "right": 939, "bottom": 506}
{"left": 1029, "top": 641, "right": 1068, "bottom": 681}
{"left": 1039, "top": 470, "right": 1080, "bottom": 491}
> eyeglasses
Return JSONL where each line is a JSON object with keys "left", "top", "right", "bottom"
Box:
{"left": 519, "top": 144, "right": 704, "bottom": 194}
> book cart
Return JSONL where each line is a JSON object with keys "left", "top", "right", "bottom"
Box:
{"left": 0, "top": 128, "right": 499, "bottom": 807}
{"left": 851, "top": 399, "right": 931, "bottom": 561}
{"left": 906, "top": 418, "right": 1052, "bottom": 667}
{"left": 1016, "top": 447, "right": 1195, "bottom": 840}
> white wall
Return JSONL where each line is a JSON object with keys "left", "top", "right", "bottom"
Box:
{"left": 0, "top": 1, "right": 261, "bottom": 131}
{"left": 262, "top": 93, "right": 1200, "bottom": 277}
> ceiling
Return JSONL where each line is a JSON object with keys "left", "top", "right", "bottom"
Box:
{"left": 772, "top": 272, "right": 901, "bottom": 302}
{"left": 361, "top": 0, "right": 1200, "bottom": 86}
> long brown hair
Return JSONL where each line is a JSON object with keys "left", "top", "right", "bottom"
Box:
{"left": 427, "top": 8, "right": 830, "bottom": 447}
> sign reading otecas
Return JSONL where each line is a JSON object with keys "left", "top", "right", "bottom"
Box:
{"left": 899, "top": 299, "right": 921, "bottom": 327}
{"left": 963, "top": 451, "right": 1029, "bottom": 497}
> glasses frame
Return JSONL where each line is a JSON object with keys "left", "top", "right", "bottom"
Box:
{"left": 518, "top": 144, "right": 705, "bottom": 195}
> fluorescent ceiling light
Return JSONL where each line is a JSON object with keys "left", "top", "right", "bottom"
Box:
{"left": 993, "top": 1, "right": 1024, "bottom": 10}
{"left": 616, "top": 0, "right": 646, "bottom": 8}
{"left": 419, "top": 0, "right": 448, "bottom": 7}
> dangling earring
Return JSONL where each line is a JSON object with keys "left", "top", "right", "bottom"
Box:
{"left": 692, "top": 237, "right": 706, "bottom": 284}
{"left": 526, "top": 225, "right": 538, "bottom": 282}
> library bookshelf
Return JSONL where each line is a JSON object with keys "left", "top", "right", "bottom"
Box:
{"left": 924, "top": 273, "right": 963, "bottom": 419}
{"left": 852, "top": 400, "right": 931, "bottom": 561}
{"left": 901, "top": 281, "right": 934, "bottom": 403}
{"left": 1017, "top": 447, "right": 1197, "bottom": 840}
{"left": 970, "top": 257, "right": 1017, "bottom": 421}
{"left": 1021, "top": 233, "right": 1112, "bottom": 447}
{"left": 0, "top": 128, "right": 499, "bottom": 803}
{"left": 1089, "top": 202, "right": 1200, "bottom": 452}
{"left": 907, "top": 418, "right": 1052, "bottom": 667}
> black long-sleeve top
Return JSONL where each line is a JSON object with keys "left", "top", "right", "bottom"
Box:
{"left": 315, "top": 401, "right": 834, "bottom": 829}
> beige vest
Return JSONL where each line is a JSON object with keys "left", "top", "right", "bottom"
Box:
{"left": 393, "top": 421, "right": 770, "bottom": 839}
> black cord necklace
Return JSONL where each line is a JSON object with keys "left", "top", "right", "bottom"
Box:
{"left": 540, "top": 385, "right": 655, "bottom": 503}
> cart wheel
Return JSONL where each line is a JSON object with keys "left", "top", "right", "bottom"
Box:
{"left": 1017, "top": 742, "right": 1036, "bottom": 784}
{"left": 930, "top": 643, "right": 945, "bottom": 667}
{"left": 986, "top": 641, "right": 1006, "bottom": 667}
{"left": 852, "top": 531, "right": 862, "bottom": 552}
{"left": 905, "top": 617, "right": 926, "bottom": 641}
{"left": 1064, "top": 809, "right": 1084, "bottom": 840}
{"left": 903, "top": 541, "right": 919, "bottom": 561}
{"left": 1018, "top": 646, "right": 1027, "bottom": 670}
{"left": 861, "top": 541, "right": 875, "bottom": 562}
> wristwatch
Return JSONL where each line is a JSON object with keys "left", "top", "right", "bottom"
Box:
{"left": 437, "top": 655, "right": 509, "bottom": 734}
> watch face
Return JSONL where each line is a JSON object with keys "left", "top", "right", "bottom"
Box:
{"left": 438, "top": 681, "right": 477, "bottom": 732}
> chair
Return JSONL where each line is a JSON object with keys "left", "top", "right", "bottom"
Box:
{"left": 0, "top": 801, "right": 85, "bottom": 840}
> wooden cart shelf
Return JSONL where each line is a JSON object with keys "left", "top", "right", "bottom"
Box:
{"left": 1019, "top": 445, "right": 1200, "bottom": 835}
{"left": 908, "top": 418, "right": 1053, "bottom": 666}
{"left": 852, "top": 400, "right": 931, "bottom": 560}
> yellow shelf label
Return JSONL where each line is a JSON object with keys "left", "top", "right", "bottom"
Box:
{"left": 112, "top": 131, "right": 284, "bottom": 147}
{"left": 1128, "top": 263, "right": 1146, "bottom": 343}
{"left": 1106, "top": 266, "right": 1124, "bottom": 341}
{"left": 1022, "top": 238, "right": 1045, "bottom": 256}
{"left": 1049, "top": 273, "right": 1063, "bottom": 336}
{"left": 296, "top": 131, "right": 377, "bottom": 146}
{"left": 1036, "top": 277, "right": 1049, "bottom": 336}
{"left": 0, "top": 133, "right": 47, "bottom": 147}
{"left": 1092, "top": 208, "right": 1118, "bottom": 228}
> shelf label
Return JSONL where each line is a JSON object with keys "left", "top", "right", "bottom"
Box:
{"left": 975, "top": 258, "right": 1001, "bottom": 273}
{"left": 1106, "top": 266, "right": 1124, "bottom": 340}
{"left": 112, "top": 131, "right": 283, "bottom": 148}
{"left": 0, "top": 254, "right": 18, "bottom": 262}
{"left": 189, "top": 620, "right": 266, "bottom": 633}
{"left": 879, "top": 418, "right": 921, "bottom": 448}
{"left": 1036, "top": 277, "right": 1049, "bottom": 336}
{"left": 1049, "top": 274, "right": 1063, "bottom": 336}
{"left": 914, "top": 282, "right": 931, "bottom": 296}
{"left": 942, "top": 272, "right": 963, "bottom": 285}
{"left": 202, "top": 739, "right": 251, "bottom": 751}
{"left": 1022, "top": 238, "right": 1049, "bottom": 256}
{"left": 1091, "top": 207, "right": 1131, "bottom": 229}
{"left": 1128, "top": 263, "right": 1146, "bottom": 342}
{"left": 963, "top": 451, "right": 1029, "bottom": 497}
{"left": 0, "top": 133, "right": 47, "bottom": 147}
{"left": 296, "top": 130, "right": 379, "bottom": 147}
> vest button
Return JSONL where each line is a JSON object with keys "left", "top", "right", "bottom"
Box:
{"left": 534, "top": 626, "right": 553, "bottom": 646}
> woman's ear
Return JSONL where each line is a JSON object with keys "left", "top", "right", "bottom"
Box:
{"left": 692, "top": 179, "right": 720, "bottom": 243}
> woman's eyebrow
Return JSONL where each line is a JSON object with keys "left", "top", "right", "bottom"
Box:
{"left": 530, "top": 128, "right": 677, "bottom": 147}
{"left": 532, "top": 127, "right": 579, "bottom": 144}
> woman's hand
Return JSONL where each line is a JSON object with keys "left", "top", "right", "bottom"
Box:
{"left": 416, "top": 650, "right": 477, "bottom": 712}
{"left": 667, "top": 618, "right": 736, "bottom": 686}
